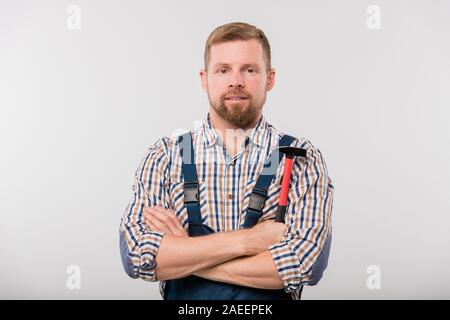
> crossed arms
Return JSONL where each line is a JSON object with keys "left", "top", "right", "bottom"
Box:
{"left": 119, "top": 138, "right": 334, "bottom": 293}
{"left": 143, "top": 206, "right": 286, "bottom": 289}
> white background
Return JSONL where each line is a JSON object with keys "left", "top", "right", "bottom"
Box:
{"left": 1, "top": 0, "right": 449, "bottom": 299}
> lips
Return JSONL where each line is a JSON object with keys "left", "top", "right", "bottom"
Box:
{"left": 225, "top": 96, "right": 248, "bottom": 100}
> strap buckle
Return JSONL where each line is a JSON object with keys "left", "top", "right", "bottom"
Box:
{"left": 183, "top": 181, "right": 199, "bottom": 204}
{"left": 248, "top": 187, "right": 267, "bottom": 212}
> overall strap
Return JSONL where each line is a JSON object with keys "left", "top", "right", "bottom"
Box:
{"left": 179, "top": 132, "right": 202, "bottom": 236}
{"left": 242, "top": 134, "right": 297, "bottom": 228}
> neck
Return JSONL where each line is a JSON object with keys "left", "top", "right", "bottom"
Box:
{"left": 209, "top": 107, "right": 262, "bottom": 157}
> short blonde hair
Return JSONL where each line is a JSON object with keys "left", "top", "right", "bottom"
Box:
{"left": 204, "top": 22, "right": 271, "bottom": 71}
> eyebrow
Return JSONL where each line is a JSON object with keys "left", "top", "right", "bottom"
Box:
{"left": 213, "top": 63, "right": 259, "bottom": 69}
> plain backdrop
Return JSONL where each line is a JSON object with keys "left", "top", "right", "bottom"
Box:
{"left": 1, "top": 0, "right": 449, "bottom": 299}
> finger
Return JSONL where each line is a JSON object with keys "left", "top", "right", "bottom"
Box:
{"left": 143, "top": 211, "right": 157, "bottom": 228}
{"left": 146, "top": 220, "right": 162, "bottom": 233}
{"left": 145, "top": 216, "right": 183, "bottom": 237}
{"left": 154, "top": 207, "right": 187, "bottom": 236}
{"left": 162, "top": 210, "right": 188, "bottom": 237}
{"left": 145, "top": 206, "right": 187, "bottom": 237}
{"left": 144, "top": 213, "right": 171, "bottom": 233}
{"left": 147, "top": 215, "right": 185, "bottom": 237}
{"left": 146, "top": 207, "right": 181, "bottom": 235}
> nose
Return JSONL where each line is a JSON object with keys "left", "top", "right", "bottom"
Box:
{"left": 228, "top": 70, "right": 244, "bottom": 89}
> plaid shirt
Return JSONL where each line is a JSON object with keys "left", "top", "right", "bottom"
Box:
{"left": 120, "top": 113, "right": 334, "bottom": 300}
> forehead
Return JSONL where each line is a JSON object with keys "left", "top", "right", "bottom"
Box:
{"left": 209, "top": 39, "right": 265, "bottom": 67}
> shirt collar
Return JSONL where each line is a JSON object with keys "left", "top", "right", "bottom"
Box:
{"left": 202, "top": 113, "right": 219, "bottom": 147}
{"left": 202, "top": 112, "right": 269, "bottom": 149}
{"left": 247, "top": 114, "right": 268, "bottom": 148}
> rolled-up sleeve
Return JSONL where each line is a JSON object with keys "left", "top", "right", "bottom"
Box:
{"left": 269, "top": 140, "right": 334, "bottom": 292}
{"left": 119, "top": 138, "right": 171, "bottom": 282}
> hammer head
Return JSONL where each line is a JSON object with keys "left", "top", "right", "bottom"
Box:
{"left": 278, "top": 146, "right": 307, "bottom": 158}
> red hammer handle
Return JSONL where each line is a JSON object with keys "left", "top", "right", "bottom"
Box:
{"left": 279, "top": 157, "right": 294, "bottom": 206}
{"left": 275, "top": 157, "right": 294, "bottom": 222}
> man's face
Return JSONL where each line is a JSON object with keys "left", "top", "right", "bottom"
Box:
{"left": 200, "top": 39, "right": 275, "bottom": 128}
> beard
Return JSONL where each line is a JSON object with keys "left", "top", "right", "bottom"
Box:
{"left": 208, "top": 90, "right": 264, "bottom": 128}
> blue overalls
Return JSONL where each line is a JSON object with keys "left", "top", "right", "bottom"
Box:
{"left": 163, "top": 132, "right": 298, "bottom": 300}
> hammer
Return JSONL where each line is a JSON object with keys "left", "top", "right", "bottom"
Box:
{"left": 275, "top": 146, "right": 307, "bottom": 223}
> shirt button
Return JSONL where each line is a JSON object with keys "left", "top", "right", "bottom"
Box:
{"left": 227, "top": 194, "right": 233, "bottom": 200}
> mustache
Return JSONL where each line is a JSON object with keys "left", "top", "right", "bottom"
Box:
{"left": 222, "top": 90, "right": 251, "bottom": 99}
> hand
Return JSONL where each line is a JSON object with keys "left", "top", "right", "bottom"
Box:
{"left": 243, "top": 220, "right": 287, "bottom": 256}
{"left": 143, "top": 206, "right": 188, "bottom": 237}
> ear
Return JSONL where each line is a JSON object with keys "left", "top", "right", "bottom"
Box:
{"left": 266, "top": 68, "right": 276, "bottom": 92}
{"left": 200, "top": 69, "right": 208, "bottom": 92}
